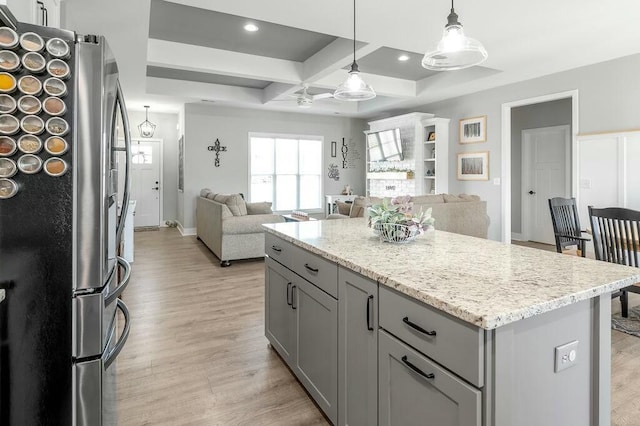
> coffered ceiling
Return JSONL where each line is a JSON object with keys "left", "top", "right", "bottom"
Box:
{"left": 62, "top": 0, "right": 640, "bottom": 117}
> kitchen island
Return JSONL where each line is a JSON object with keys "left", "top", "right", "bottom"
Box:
{"left": 263, "top": 218, "right": 640, "bottom": 426}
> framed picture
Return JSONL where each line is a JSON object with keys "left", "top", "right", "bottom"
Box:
{"left": 459, "top": 115, "right": 487, "bottom": 144}
{"left": 457, "top": 151, "right": 489, "bottom": 180}
{"left": 428, "top": 131, "right": 436, "bottom": 141}
{"left": 178, "top": 135, "right": 184, "bottom": 192}
{"left": 331, "top": 141, "right": 337, "bottom": 157}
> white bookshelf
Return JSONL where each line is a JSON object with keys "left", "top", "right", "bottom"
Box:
{"left": 418, "top": 117, "right": 450, "bottom": 194}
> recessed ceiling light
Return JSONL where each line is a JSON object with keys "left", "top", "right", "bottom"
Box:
{"left": 398, "top": 54, "right": 410, "bottom": 62}
{"left": 244, "top": 23, "right": 259, "bottom": 32}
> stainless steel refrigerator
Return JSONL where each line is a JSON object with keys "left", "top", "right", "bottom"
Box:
{"left": 0, "top": 8, "right": 133, "bottom": 425}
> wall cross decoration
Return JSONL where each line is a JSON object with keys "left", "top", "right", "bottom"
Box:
{"left": 207, "top": 138, "right": 227, "bottom": 167}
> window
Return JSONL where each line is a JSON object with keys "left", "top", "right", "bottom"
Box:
{"left": 249, "top": 134, "right": 323, "bottom": 211}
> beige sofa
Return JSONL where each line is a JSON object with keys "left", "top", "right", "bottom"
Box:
{"left": 330, "top": 194, "right": 490, "bottom": 239}
{"left": 196, "top": 189, "right": 285, "bottom": 266}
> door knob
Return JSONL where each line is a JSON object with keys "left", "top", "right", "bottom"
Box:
{"left": 152, "top": 187, "right": 159, "bottom": 190}
{"left": 528, "top": 190, "right": 536, "bottom": 195}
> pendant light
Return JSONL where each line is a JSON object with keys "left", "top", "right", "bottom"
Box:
{"left": 138, "top": 105, "right": 156, "bottom": 138}
{"left": 422, "top": 0, "right": 487, "bottom": 71}
{"left": 334, "top": 0, "right": 376, "bottom": 101}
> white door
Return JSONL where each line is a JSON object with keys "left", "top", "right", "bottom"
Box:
{"left": 522, "top": 125, "right": 571, "bottom": 245}
{"left": 131, "top": 139, "right": 161, "bottom": 228}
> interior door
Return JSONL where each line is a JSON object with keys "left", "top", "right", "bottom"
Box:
{"left": 130, "top": 139, "right": 161, "bottom": 227}
{"left": 522, "top": 125, "right": 570, "bottom": 245}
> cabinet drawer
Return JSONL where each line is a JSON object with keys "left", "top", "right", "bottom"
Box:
{"left": 379, "top": 286, "right": 484, "bottom": 387}
{"left": 291, "top": 248, "right": 338, "bottom": 298}
{"left": 378, "top": 330, "right": 481, "bottom": 426}
{"left": 265, "top": 233, "right": 295, "bottom": 270}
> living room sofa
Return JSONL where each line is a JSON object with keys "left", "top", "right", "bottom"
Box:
{"left": 330, "top": 193, "right": 490, "bottom": 239}
{"left": 196, "top": 189, "right": 285, "bottom": 265}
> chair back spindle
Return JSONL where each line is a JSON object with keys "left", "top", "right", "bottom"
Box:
{"left": 589, "top": 206, "right": 640, "bottom": 268}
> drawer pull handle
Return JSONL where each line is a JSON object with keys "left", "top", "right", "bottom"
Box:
{"left": 366, "top": 295, "right": 374, "bottom": 331}
{"left": 291, "top": 285, "right": 297, "bottom": 310}
{"left": 401, "top": 355, "right": 435, "bottom": 380}
{"left": 286, "top": 282, "right": 292, "bottom": 306}
{"left": 402, "top": 317, "right": 437, "bottom": 336}
{"left": 271, "top": 246, "right": 282, "bottom": 253}
{"left": 304, "top": 264, "right": 319, "bottom": 273}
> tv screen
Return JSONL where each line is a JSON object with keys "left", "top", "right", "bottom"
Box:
{"left": 367, "top": 128, "right": 403, "bottom": 161}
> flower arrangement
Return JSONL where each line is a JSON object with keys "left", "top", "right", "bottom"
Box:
{"left": 368, "top": 196, "right": 435, "bottom": 242}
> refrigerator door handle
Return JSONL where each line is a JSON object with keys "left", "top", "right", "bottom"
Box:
{"left": 105, "top": 256, "right": 131, "bottom": 306}
{"left": 104, "top": 298, "right": 131, "bottom": 370}
{"left": 114, "top": 80, "right": 132, "bottom": 246}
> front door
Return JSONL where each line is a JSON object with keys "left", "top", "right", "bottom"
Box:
{"left": 131, "top": 139, "right": 161, "bottom": 227}
{"left": 522, "top": 125, "right": 570, "bottom": 245}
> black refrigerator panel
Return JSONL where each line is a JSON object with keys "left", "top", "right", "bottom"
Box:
{"left": 0, "top": 23, "right": 76, "bottom": 425}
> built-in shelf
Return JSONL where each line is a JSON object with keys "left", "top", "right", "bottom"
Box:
{"left": 367, "top": 171, "right": 414, "bottom": 180}
{"left": 424, "top": 176, "right": 436, "bottom": 179}
{"left": 424, "top": 141, "right": 435, "bottom": 144}
{"left": 424, "top": 158, "right": 436, "bottom": 161}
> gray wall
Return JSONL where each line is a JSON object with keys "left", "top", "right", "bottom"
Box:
{"left": 384, "top": 53, "right": 640, "bottom": 241}
{"left": 180, "top": 104, "right": 367, "bottom": 230}
{"left": 510, "top": 99, "right": 572, "bottom": 234}
{"left": 121, "top": 110, "right": 179, "bottom": 223}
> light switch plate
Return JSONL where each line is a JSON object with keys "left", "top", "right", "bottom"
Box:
{"left": 555, "top": 340, "right": 579, "bottom": 373}
{"left": 493, "top": 178, "right": 501, "bottom": 185}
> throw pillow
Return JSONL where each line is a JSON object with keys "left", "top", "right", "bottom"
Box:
{"left": 443, "top": 194, "right": 464, "bottom": 203}
{"left": 246, "top": 202, "right": 273, "bottom": 215}
{"left": 200, "top": 188, "right": 212, "bottom": 198}
{"left": 411, "top": 194, "right": 445, "bottom": 204}
{"left": 213, "top": 194, "right": 247, "bottom": 216}
{"left": 349, "top": 196, "right": 384, "bottom": 218}
{"left": 459, "top": 193, "right": 480, "bottom": 201}
{"left": 336, "top": 201, "right": 352, "bottom": 216}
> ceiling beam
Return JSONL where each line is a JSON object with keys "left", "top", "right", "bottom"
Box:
{"left": 147, "top": 39, "right": 303, "bottom": 84}
{"left": 262, "top": 82, "right": 300, "bottom": 103}
{"left": 302, "top": 38, "right": 380, "bottom": 83}
{"left": 146, "top": 77, "right": 264, "bottom": 104}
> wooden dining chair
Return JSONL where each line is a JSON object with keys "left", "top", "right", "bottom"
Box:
{"left": 548, "top": 197, "right": 590, "bottom": 257}
{"left": 588, "top": 206, "right": 640, "bottom": 317}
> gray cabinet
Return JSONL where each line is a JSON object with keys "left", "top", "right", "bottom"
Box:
{"left": 293, "top": 278, "right": 338, "bottom": 424}
{"left": 378, "top": 330, "right": 482, "bottom": 426}
{"left": 265, "top": 258, "right": 296, "bottom": 365}
{"left": 338, "top": 268, "right": 378, "bottom": 426}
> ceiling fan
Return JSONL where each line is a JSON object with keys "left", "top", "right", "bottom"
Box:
{"left": 276, "top": 85, "right": 334, "bottom": 108}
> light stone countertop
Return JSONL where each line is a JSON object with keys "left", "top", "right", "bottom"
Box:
{"left": 263, "top": 218, "right": 640, "bottom": 330}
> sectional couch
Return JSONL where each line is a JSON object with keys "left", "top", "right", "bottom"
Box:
{"left": 196, "top": 189, "right": 285, "bottom": 266}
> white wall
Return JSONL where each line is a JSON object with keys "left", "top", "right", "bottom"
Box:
{"left": 383, "top": 53, "right": 640, "bottom": 241}
{"left": 180, "top": 104, "right": 367, "bottom": 230}
{"left": 511, "top": 99, "right": 572, "bottom": 234}
{"left": 121, "top": 110, "right": 179, "bottom": 223}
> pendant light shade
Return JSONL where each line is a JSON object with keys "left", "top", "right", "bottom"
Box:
{"left": 422, "top": 1, "right": 487, "bottom": 71}
{"left": 334, "top": 0, "right": 375, "bottom": 101}
{"left": 138, "top": 105, "right": 156, "bottom": 138}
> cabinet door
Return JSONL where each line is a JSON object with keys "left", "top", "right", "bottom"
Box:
{"left": 338, "top": 268, "right": 378, "bottom": 426}
{"left": 293, "top": 278, "right": 338, "bottom": 424}
{"left": 378, "top": 330, "right": 481, "bottom": 426}
{"left": 265, "top": 258, "right": 296, "bottom": 366}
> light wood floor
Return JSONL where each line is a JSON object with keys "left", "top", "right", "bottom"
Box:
{"left": 117, "top": 228, "right": 328, "bottom": 425}
{"left": 119, "top": 228, "right": 640, "bottom": 425}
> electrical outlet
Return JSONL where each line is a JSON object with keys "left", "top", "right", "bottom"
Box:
{"left": 555, "top": 340, "right": 579, "bottom": 373}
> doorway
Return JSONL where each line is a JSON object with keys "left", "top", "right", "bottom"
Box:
{"left": 500, "top": 90, "right": 579, "bottom": 243}
{"left": 130, "top": 138, "right": 162, "bottom": 228}
{"left": 521, "top": 125, "right": 570, "bottom": 244}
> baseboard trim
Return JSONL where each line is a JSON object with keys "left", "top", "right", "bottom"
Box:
{"left": 177, "top": 222, "right": 197, "bottom": 236}
{"left": 511, "top": 232, "right": 525, "bottom": 241}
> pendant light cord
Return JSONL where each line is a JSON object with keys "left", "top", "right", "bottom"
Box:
{"left": 353, "top": 0, "right": 356, "bottom": 62}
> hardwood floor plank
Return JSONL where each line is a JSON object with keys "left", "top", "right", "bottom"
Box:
{"left": 118, "top": 228, "right": 639, "bottom": 425}
{"left": 117, "top": 229, "right": 328, "bottom": 425}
